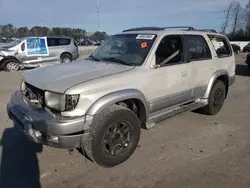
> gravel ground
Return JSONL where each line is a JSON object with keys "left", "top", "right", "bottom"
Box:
{"left": 0, "top": 53, "right": 250, "bottom": 188}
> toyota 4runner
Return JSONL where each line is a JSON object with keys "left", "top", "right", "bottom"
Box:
{"left": 7, "top": 26, "right": 236, "bottom": 167}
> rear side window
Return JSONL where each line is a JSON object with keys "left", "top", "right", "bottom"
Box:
{"left": 47, "top": 38, "right": 71, "bottom": 47}
{"left": 185, "top": 35, "right": 212, "bottom": 61}
{"left": 208, "top": 35, "right": 232, "bottom": 58}
{"left": 47, "top": 38, "right": 58, "bottom": 47}
{"left": 58, "top": 38, "right": 71, "bottom": 45}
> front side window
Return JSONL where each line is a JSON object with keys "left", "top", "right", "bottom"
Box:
{"left": 155, "top": 35, "right": 184, "bottom": 66}
{"left": 90, "top": 33, "right": 157, "bottom": 66}
{"left": 186, "top": 35, "right": 212, "bottom": 61}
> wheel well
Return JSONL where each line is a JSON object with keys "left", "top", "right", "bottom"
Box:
{"left": 115, "top": 99, "right": 147, "bottom": 124}
{"left": 217, "top": 75, "right": 229, "bottom": 97}
{"left": 60, "top": 52, "right": 72, "bottom": 59}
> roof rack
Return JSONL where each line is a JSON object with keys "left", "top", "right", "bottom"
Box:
{"left": 163, "top": 26, "right": 194, "bottom": 30}
{"left": 196, "top": 29, "right": 217, "bottom": 33}
{"left": 122, "top": 27, "right": 165, "bottom": 32}
{"left": 122, "top": 26, "right": 217, "bottom": 33}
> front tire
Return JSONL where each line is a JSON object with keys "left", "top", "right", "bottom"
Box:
{"left": 2, "top": 59, "right": 20, "bottom": 72}
{"left": 200, "top": 80, "right": 226, "bottom": 115}
{"left": 83, "top": 104, "right": 141, "bottom": 167}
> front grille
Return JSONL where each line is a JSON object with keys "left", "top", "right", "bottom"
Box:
{"left": 24, "top": 82, "right": 45, "bottom": 106}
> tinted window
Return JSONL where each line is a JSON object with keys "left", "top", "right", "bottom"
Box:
{"left": 155, "top": 35, "right": 184, "bottom": 66}
{"left": 47, "top": 38, "right": 71, "bottom": 46}
{"left": 47, "top": 38, "right": 58, "bottom": 47}
{"left": 58, "top": 38, "right": 71, "bottom": 45}
{"left": 186, "top": 35, "right": 212, "bottom": 60}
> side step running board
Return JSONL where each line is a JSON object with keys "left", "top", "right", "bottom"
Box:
{"left": 145, "top": 101, "right": 206, "bottom": 129}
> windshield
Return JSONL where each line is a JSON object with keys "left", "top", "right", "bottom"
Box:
{"left": 90, "top": 33, "right": 157, "bottom": 66}
{"left": 2, "top": 39, "right": 23, "bottom": 48}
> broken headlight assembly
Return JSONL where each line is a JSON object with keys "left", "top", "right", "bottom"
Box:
{"left": 44, "top": 91, "right": 79, "bottom": 112}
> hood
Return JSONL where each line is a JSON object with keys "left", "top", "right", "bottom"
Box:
{"left": 23, "top": 59, "right": 134, "bottom": 93}
{"left": 0, "top": 46, "right": 16, "bottom": 56}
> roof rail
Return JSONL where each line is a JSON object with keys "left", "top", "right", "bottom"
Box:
{"left": 195, "top": 29, "right": 217, "bottom": 33}
{"left": 164, "top": 26, "right": 195, "bottom": 30}
{"left": 122, "top": 27, "right": 165, "bottom": 32}
{"left": 122, "top": 26, "right": 217, "bottom": 33}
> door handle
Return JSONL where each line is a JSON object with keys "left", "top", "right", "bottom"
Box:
{"left": 181, "top": 71, "right": 188, "bottom": 77}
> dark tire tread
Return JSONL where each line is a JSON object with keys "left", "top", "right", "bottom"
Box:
{"left": 83, "top": 104, "right": 141, "bottom": 167}
{"left": 200, "top": 79, "right": 226, "bottom": 115}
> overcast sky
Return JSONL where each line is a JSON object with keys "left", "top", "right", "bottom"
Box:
{"left": 0, "top": 0, "right": 249, "bottom": 34}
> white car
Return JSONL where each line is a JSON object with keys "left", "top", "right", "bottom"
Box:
{"left": 7, "top": 26, "right": 236, "bottom": 167}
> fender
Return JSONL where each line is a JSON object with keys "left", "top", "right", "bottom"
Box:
{"left": 86, "top": 89, "right": 149, "bottom": 120}
{"left": 203, "top": 69, "right": 229, "bottom": 99}
{"left": 0, "top": 56, "right": 20, "bottom": 63}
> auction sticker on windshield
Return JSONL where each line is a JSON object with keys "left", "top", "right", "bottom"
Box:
{"left": 135, "top": 34, "right": 155, "bottom": 40}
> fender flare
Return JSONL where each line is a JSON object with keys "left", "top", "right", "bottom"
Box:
{"left": 203, "top": 69, "right": 229, "bottom": 99}
{"left": 86, "top": 89, "right": 149, "bottom": 120}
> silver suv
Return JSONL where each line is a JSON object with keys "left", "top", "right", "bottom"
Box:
{"left": 0, "top": 36, "right": 79, "bottom": 72}
{"left": 7, "top": 26, "right": 236, "bottom": 167}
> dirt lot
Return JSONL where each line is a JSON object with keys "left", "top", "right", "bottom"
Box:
{"left": 0, "top": 54, "right": 250, "bottom": 188}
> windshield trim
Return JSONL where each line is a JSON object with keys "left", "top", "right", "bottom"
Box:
{"left": 91, "top": 33, "right": 158, "bottom": 66}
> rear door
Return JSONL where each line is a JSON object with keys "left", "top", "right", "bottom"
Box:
{"left": 43, "top": 37, "right": 60, "bottom": 62}
{"left": 184, "top": 34, "right": 215, "bottom": 99}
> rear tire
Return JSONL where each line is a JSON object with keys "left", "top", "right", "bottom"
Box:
{"left": 60, "top": 53, "right": 72, "bottom": 63}
{"left": 2, "top": 59, "right": 20, "bottom": 72}
{"left": 83, "top": 104, "right": 141, "bottom": 167}
{"left": 199, "top": 80, "right": 226, "bottom": 115}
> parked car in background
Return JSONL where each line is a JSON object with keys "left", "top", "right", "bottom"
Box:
{"left": 0, "top": 36, "right": 79, "bottom": 72}
{"left": 217, "top": 43, "right": 241, "bottom": 54}
{"left": 80, "top": 39, "right": 94, "bottom": 46}
{"left": 243, "top": 43, "right": 250, "bottom": 52}
{"left": 93, "top": 40, "right": 101, "bottom": 46}
{"left": 231, "top": 44, "right": 241, "bottom": 53}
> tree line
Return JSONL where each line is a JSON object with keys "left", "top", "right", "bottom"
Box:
{"left": 221, "top": 0, "right": 250, "bottom": 41}
{"left": 0, "top": 24, "right": 108, "bottom": 42}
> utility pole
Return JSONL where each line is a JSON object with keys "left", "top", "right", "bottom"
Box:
{"left": 97, "top": 0, "right": 100, "bottom": 31}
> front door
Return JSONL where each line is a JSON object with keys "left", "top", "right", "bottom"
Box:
{"left": 147, "top": 34, "right": 195, "bottom": 113}
{"left": 21, "top": 37, "right": 49, "bottom": 64}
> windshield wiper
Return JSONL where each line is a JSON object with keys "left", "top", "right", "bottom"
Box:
{"left": 101, "top": 57, "right": 132, "bottom": 66}
{"left": 88, "top": 54, "right": 100, "bottom": 61}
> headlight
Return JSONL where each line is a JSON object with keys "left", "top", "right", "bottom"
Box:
{"left": 20, "top": 80, "right": 26, "bottom": 92}
{"left": 0, "top": 51, "right": 4, "bottom": 56}
{"left": 45, "top": 91, "right": 79, "bottom": 112}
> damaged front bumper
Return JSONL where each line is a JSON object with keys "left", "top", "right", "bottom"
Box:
{"left": 7, "top": 91, "right": 92, "bottom": 148}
